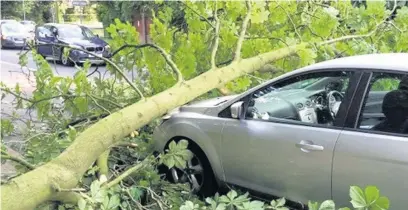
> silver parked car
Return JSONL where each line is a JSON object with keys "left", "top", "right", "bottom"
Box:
{"left": 1, "top": 22, "right": 32, "bottom": 49}
{"left": 153, "top": 53, "right": 408, "bottom": 208}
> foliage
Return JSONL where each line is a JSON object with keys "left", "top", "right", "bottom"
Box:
{"left": 177, "top": 186, "right": 389, "bottom": 210}
{"left": 1, "top": 0, "right": 406, "bottom": 209}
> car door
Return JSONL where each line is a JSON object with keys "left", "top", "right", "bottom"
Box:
{"left": 35, "top": 26, "right": 54, "bottom": 56}
{"left": 332, "top": 71, "right": 408, "bottom": 209}
{"left": 220, "top": 69, "right": 362, "bottom": 204}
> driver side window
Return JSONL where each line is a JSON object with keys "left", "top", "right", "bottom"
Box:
{"left": 246, "top": 71, "right": 354, "bottom": 127}
{"left": 37, "top": 26, "right": 53, "bottom": 38}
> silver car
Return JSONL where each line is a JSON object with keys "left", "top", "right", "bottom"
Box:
{"left": 1, "top": 22, "right": 32, "bottom": 49}
{"left": 153, "top": 53, "right": 408, "bottom": 208}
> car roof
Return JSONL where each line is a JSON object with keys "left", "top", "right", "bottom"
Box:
{"left": 44, "top": 23, "right": 85, "bottom": 28}
{"left": 298, "top": 53, "right": 408, "bottom": 72}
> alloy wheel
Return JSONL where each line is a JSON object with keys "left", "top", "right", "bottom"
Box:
{"left": 170, "top": 154, "right": 204, "bottom": 193}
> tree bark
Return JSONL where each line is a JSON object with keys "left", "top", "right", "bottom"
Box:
{"left": 0, "top": 43, "right": 305, "bottom": 210}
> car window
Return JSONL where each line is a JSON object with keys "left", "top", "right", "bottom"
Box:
{"left": 36, "top": 26, "right": 53, "bottom": 38}
{"left": 245, "top": 71, "right": 354, "bottom": 127}
{"left": 57, "top": 25, "right": 95, "bottom": 39}
{"left": 357, "top": 72, "right": 408, "bottom": 135}
{"left": 1, "top": 23, "right": 25, "bottom": 33}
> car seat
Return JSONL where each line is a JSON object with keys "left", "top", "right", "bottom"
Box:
{"left": 372, "top": 89, "right": 408, "bottom": 134}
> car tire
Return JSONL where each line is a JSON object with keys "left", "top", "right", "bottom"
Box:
{"left": 160, "top": 140, "right": 218, "bottom": 198}
{"left": 60, "top": 48, "right": 73, "bottom": 66}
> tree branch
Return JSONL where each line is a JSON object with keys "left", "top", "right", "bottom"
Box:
{"left": 109, "top": 44, "right": 183, "bottom": 84}
{"left": 277, "top": 4, "right": 302, "bottom": 42}
{"left": 1, "top": 87, "right": 123, "bottom": 110}
{"left": 88, "top": 94, "right": 111, "bottom": 114}
{"left": 1, "top": 152, "right": 35, "bottom": 170}
{"left": 112, "top": 142, "right": 138, "bottom": 148}
{"left": 234, "top": 0, "right": 252, "bottom": 61}
{"left": 180, "top": 1, "right": 216, "bottom": 29}
{"left": 211, "top": 2, "right": 221, "bottom": 69}
{"left": 29, "top": 43, "right": 144, "bottom": 99}
{"left": 102, "top": 158, "right": 150, "bottom": 189}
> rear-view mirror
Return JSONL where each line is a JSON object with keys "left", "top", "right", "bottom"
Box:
{"left": 230, "top": 101, "right": 244, "bottom": 119}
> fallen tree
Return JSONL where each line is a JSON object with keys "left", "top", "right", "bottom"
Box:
{"left": 1, "top": 0, "right": 406, "bottom": 209}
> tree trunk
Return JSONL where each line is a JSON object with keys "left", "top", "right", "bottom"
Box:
{"left": 1, "top": 44, "right": 302, "bottom": 210}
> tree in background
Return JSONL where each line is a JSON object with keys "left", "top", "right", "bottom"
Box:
{"left": 1, "top": 0, "right": 407, "bottom": 209}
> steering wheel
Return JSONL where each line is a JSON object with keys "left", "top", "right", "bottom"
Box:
{"left": 327, "top": 90, "right": 344, "bottom": 118}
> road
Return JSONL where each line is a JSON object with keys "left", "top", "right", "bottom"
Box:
{"left": 0, "top": 48, "right": 110, "bottom": 178}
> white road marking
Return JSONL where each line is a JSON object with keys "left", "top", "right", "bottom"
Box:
{"left": 0, "top": 60, "right": 37, "bottom": 71}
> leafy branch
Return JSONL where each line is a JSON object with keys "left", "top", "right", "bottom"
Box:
{"left": 109, "top": 44, "right": 184, "bottom": 84}
{"left": 27, "top": 43, "right": 145, "bottom": 99}
{"left": 211, "top": 2, "right": 221, "bottom": 69}
{"left": 180, "top": 1, "right": 216, "bottom": 29}
{"left": 1, "top": 148, "right": 35, "bottom": 170}
{"left": 234, "top": 0, "right": 252, "bottom": 61}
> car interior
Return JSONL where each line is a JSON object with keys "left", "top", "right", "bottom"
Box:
{"left": 245, "top": 74, "right": 350, "bottom": 126}
{"left": 365, "top": 75, "right": 408, "bottom": 134}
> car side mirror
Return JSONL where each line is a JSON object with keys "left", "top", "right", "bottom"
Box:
{"left": 230, "top": 101, "right": 244, "bottom": 119}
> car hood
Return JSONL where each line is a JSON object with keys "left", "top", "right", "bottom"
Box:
{"left": 59, "top": 37, "right": 107, "bottom": 47}
{"left": 179, "top": 95, "right": 238, "bottom": 113}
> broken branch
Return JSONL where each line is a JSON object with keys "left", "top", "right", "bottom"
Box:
{"left": 234, "top": 0, "right": 252, "bottom": 61}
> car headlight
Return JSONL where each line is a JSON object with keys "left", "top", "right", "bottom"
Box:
{"left": 104, "top": 45, "right": 111, "bottom": 52}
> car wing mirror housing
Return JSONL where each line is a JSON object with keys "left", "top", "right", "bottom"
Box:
{"left": 230, "top": 101, "right": 244, "bottom": 119}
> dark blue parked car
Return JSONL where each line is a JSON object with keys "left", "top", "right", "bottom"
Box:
{"left": 34, "top": 23, "right": 110, "bottom": 66}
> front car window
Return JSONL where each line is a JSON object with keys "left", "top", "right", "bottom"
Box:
{"left": 37, "top": 27, "right": 53, "bottom": 38}
{"left": 245, "top": 71, "right": 353, "bottom": 127}
{"left": 357, "top": 72, "right": 408, "bottom": 135}
{"left": 57, "top": 25, "right": 95, "bottom": 39}
{"left": 1, "top": 23, "right": 26, "bottom": 34}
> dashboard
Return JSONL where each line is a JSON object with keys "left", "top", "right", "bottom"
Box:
{"left": 247, "top": 83, "right": 344, "bottom": 125}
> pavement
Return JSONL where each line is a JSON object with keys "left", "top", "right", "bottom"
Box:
{"left": 0, "top": 48, "right": 111, "bottom": 178}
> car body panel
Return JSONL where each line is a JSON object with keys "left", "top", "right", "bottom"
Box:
{"left": 332, "top": 131, "right": 408, "bottom": 209}
{"left": 153, "top": 53, "right": 408, "bottom": 205}
{"left": 221, "top": 119, "right": 340, "bottom": 203}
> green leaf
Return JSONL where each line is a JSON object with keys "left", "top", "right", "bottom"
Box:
{"left": 180, "top": 201, "right": 199, "bottom": 210}
{"left": 168, "top": 141, "right": 177, "bottom": 151}
{"left": 238, "top": 200, "right": 265, "bottom": 210}
{"left": 78, "top": 198, "right": 87, "bottom": 210}
{"left": 68, "top": 126, "right": 77, "bottom": 141}
{"left": 318, "top": 200, "right": 335, "bottom": 210}
{"left": 365, "top": 186, "right": 380, "bottom": 205}
{"left": 373, "top": 196, "right": 389, "bottom": 210}
{"left": 129, "top": 186, "right": 143, "bottom": 201}
{"left": 107, "top": 194, "right": 120, "bottom": 209}
{"left": 308, "top": 201, "right": 320, "bottom": 210}
{"left": 350, "top": 186, "right": 367, "bottom": 208}
{"left": 275, "top": 197, "right": 286, "bottom": 207}
{"left": 90, "top": 180, "right": 101, "bottom": 197}
{"left": 165, "top": 156, "right": 175, "bottom": 168}
{"left": 178, "top": 139, "right": 189, "bottom": 149}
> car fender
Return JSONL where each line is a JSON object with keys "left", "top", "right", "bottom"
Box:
{"left": 160, "top": 119, "right": 226, "bottom": 183}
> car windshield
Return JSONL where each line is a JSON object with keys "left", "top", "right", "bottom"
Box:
{"left": 57, "top": 25, "right": 96, "bottom": 39}
{"left": 279, "top": 78, "right": 321, "bottom": 90}
{"left": 21, "top": 21, "right": 35, "bottom": 25}
{"left": 1, "top": 23, "right": 26, "bottom": 33}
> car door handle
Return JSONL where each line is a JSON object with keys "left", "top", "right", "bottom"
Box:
{"left": 296, "top": 140, "right": 324, "bottom": 152}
